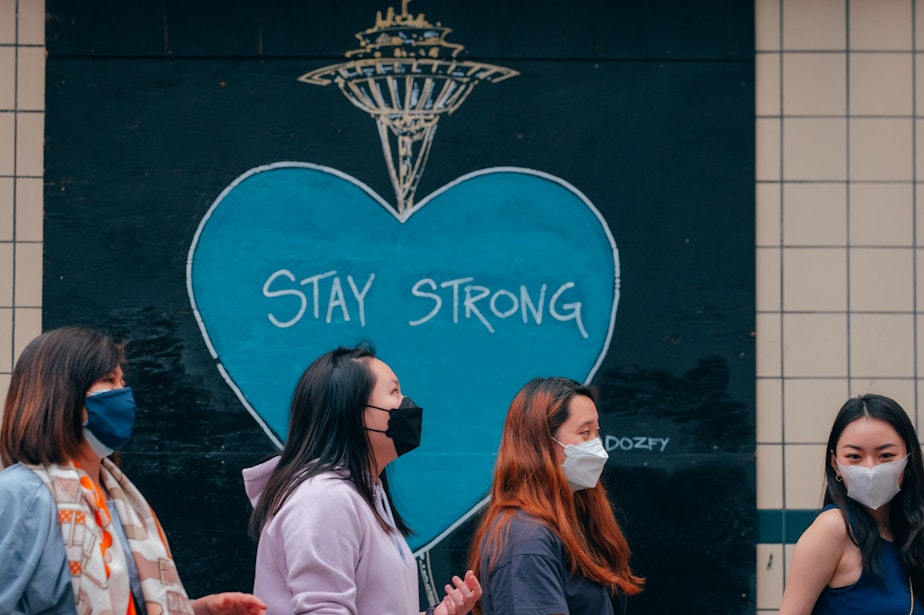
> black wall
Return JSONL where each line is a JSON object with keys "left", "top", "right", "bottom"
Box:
{"left": 44, "top": 2, "right": 755, "bottom": 612}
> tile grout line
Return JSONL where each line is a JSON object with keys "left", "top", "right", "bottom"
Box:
{"left": 912, "top": 0, "right": 919, "bottom": 433}
{"left": 777, "top": 0, "right": 788, "bottom": 592}
{"left": 845, "top": 0, "right": 852, "bottom": 396}
{"left": 10, "top": 0, "right": 18, "bottom": 374}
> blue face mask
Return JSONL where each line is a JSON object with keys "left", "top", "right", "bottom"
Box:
{"left": 82, "top": 387, "right": 136, "bottom": 457}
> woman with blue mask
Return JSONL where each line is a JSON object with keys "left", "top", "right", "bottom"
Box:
{"left": 468, "top": 377, "right": 644, "bottom": 615}
{"left": 243, "top": 343, "right": 481, "bottom": 615}
{"left": 780, "top": 394, "right": 924, "bottom": 615}
{"left": 0, "top": 326, "right": 267, "bottom": 615}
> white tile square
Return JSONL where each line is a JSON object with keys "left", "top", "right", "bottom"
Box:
{"left": 917, "top": 120, "right": 924, "bottom": 180}
{"left": 849, "top": 0, "right": 913, "bottom": 50}
{"left": 0, "top": 47, "right": 14, "bottom": 110}
{"left": 784, "top": 443, "right": 827, "bottom": 509}
{"left": 918, "top": 379, "right": 924, "bottom": 433}
{"left": 756, "top": 53, "right": 781, "bottom": 117}
{"left": 0, "top": 112, "right": 14, "bottom": 176}
{"left": 758, "top": 444, "right": 784, "bottom": 508}
{"left": 0, "top": 306, "right": 10, "bottom": 372}
{"left": 0, "top": 177, "right": 11, "bottom": 242}
{"left": 758, "top": 247, "right": 782, "bottom": 312}
{"left": 16, "top": 46, "right": 45, "bottom": 112}
{"left": 14, "top": 242, "right": 41, "bottom": 307}
{"left": 919, "top": 0, "right": 924, "bottom": 57}
{"left": 757, "top": 118, "right": 782, "bottom": 181}
{"left": 850, "top": 313, "right": 915, "bottom": 378}
{"left": 757, "top": 182, "right": 781, "bottom": 246}
{"left": 918, "top": 186, "right": 924, "bottom": 247}
{"left": 783, "top": 379, "right": 847, "bottom": 444}
{"left": 849, "top": 53, "right": 913, "bottom": 116}
{"left": 17, "top": 0, "right": 45, "bottom": 46}
{"left": 782, "top": 53, "right": 846, "bottom": 116}
{"left": 783, "top": 118, "right": 847, "bottom": 181}
{"left": 782, "top": 0, "right": 846, "bottom": 50}
{"left": 758, "top": 313, "right": 783, "bottom": 378}
{"left": 757, "top": 377, "right": 783, "bottom": 442}
{"left": 756, "top": 0, "right": 781, "bottom": 51}
{"left": 918, "top": 54, "right": 924, "bottom": 117}
{"left": 0, "top": 242, "right": 11, "bottom": 306}
{"left": 782, "top": 183, "right": 847, "bottom": 246}
{"left": 902, "top": 380, "right": 924, "bottom": 440}
{"left": 849, "top": 118, "right": 913, "bottom": 182}
{"left": 782, "top": 313, "right": 848, "bottom": 378}
{"left": 757, "top": 543, "right": 785, "bottom": 610}
{"left": 918, "top": 316, "right": 924, "bottom": 390}
{"left": 12, "top": 307, "right": 41, "bottom": 360}
{"left": 849, "top": 248, "right": 913, "bottom": 312}
{"left": 0, "top": 374, "right": 10, "bottom": 420}
{"left": 15, "top": 177, "right": 43, "bottom": 242}
{"left": 915, "top": 251, "right": 924, "bottom": 315}
{"left": 0, "top": 0, "right": 14, "bottom": 45}
{"left": 15, "top": 112, "right": 43, "bottom": 177}
{"left": 783, "top": 248, "right": 847, "bottom": 311}
{"left": 849, "top": 183, "right": 913, "bottom": 246}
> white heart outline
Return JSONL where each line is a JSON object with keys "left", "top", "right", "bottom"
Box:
{"left": 186, "top": 160, "right": 620, "bottom": 557}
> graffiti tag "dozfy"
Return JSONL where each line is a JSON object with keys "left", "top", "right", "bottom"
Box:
{"left": 605, "top": 435, "right": 670, "bottom": 452}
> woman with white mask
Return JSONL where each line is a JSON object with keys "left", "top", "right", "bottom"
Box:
{"left": 468, "top": 377, "right": 643, "bottom": 615}
{"left": 780, "top": 394, "right": 924, "bottom": 615}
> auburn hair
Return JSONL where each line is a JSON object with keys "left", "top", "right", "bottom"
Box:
{"left": 468, "top": 377, "right": 643, "bottom": 608}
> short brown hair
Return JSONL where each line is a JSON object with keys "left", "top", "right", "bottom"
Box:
{"left": 1, "top": 326, "right": 125, "bottom": 466}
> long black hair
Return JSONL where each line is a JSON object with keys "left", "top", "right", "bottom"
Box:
{"left": 823, "top": 394, "right": 924, "bottom": 590}
{"left": 248, "top": 343, "right": 409, "bottom": 538}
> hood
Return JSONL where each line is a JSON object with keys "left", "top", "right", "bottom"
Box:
{"left": 242, "top": 455, "right": 281, "bottom": 507}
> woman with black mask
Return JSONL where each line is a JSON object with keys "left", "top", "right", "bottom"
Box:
{"left": 244, "top": 343, "right": 480, "bottom": 615}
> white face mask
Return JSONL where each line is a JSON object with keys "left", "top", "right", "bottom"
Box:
{"left": 553, "top": 437, "right": 608, "bottom": 491}
{"left": 82, "top": 427, "right": 115, "bottom": 459}
{"left": 836, "top": 455, "right": 909, "bottom": 510}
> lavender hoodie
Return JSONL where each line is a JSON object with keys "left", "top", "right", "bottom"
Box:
{"left": 243, "top": 456, "right": 418, "bottom": 615}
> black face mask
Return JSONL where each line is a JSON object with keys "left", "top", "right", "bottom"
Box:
{"left": 366, "top": 396, "right": 423, "bottom": 457}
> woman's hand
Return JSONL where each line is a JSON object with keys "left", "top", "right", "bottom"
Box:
{"left": 191, "top": 592, "right": 268, "bottom": 615}
{"left": 432, "top": 570, "right": 481, "bottom": 615}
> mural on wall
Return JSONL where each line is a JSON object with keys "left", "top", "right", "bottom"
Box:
{"left": 186, "top": 3, "right": 618, "bottom": 598}
{"left": 44, "top": 1, "right": 755, "bottom": 612}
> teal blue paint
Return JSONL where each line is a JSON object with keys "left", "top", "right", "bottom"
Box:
{"left": 758, "top": 509, "right": 818, "bottom": 544}
{"left": 187, "top": 163, "right": 618, "bottom": 551}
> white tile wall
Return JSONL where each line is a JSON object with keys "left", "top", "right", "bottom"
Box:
{"left": 756, "top": 0, "right": 924, "bottom": 611}
{"left": 0, "top": 0, "right": 45, "bottom": 422}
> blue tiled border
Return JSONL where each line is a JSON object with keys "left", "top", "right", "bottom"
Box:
{"left": 758, "top": 509, "right": 818, "bottom": 544}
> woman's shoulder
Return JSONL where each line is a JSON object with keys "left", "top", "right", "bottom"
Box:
{"left": 500, "top": 511, "right": 562, "bottom": 554}
{"left": 282, "top": 470, "right": 365, "bottom": 511}
{"left": 0, "top": 463, "right": 47, "bottom": 497}
{"left": 0, "top": 463, "right": 55, "bottom": 520}
{"left": 802, "top": 506, "right": 851, "bottom": 544}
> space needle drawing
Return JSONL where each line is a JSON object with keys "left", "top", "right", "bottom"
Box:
{"left": 299, "top": 1, "right": 519, "bottom": 214}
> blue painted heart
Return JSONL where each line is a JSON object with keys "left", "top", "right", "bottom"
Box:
{"left": 187, "top": 162, "right": 618, "bottom": 551}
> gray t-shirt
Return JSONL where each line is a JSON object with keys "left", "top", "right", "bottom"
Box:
{"left": 478, "top": 511, "right": 624, "bottom": 615}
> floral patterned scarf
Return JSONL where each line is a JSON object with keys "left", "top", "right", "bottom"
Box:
{"left": 26, "top": 459, "right": 194, "bottom": 615}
